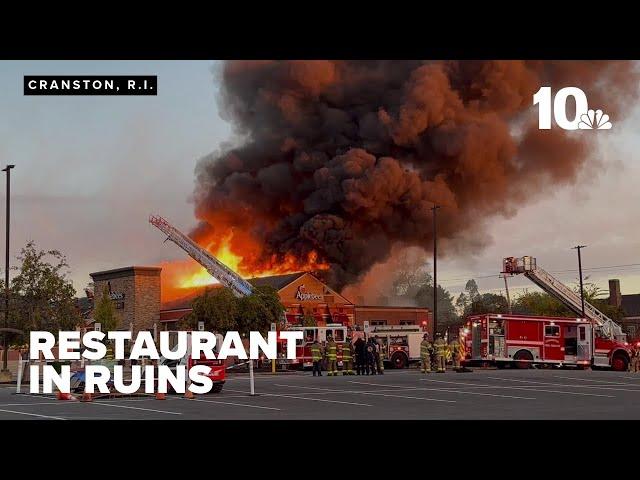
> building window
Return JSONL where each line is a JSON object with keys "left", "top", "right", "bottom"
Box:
{"left": 371, "top": 320, "right": 386, "bottom": 326}
{"left": 399, "top": 321, "right": 415, "bottom": 326}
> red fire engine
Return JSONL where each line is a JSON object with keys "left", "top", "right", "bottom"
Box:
{"left": 461, "top": 313, "right": 631, "bottom": 370}
{"left": 461, "top": 256, "right": 632, "bottom": 371}
{"left": 280, "top": 324, "right": 349, "bottom": 370}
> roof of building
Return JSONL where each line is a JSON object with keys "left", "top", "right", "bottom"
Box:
{"left": 622, "top": 294, "right": 640, "bottom": 317}
{"left": 160, "top": 272, "right": 309, "bottom": 310}
{"left": 247, "top": 272, "right": 306, "bottom": 290}
{"left": 159, "top": 308, "right": 192, "bottom": 323}
{"left": 354, "top": 305, "right": 431, "bottom": 312}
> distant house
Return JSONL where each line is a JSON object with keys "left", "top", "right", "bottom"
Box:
{"left": 608, "top": 279, "right": 640, "bottom": 338}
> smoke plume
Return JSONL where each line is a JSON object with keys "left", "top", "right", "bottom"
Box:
{"left": 192, "top": 60, "right": 639, "bottom": 290}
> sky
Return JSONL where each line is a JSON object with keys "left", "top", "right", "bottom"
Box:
{"left": 0, "top": 60, "right": 638, "bottom": 302}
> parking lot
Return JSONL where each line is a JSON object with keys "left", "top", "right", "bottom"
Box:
{"left": 2, "top": 368, "right": 640, "bottom": 420}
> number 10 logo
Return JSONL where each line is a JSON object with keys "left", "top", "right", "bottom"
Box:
{"left": 533, "top": 86, "right": 612, "bottom": 130}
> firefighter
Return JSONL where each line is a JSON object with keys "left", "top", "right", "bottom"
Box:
{"left": 374, "top": 335, "right": 385, "bottom": 374}
{"left": 326, "top": 334, "right": 338, "bottom": 376}
{"left": 631, "top": 344, "right": 640, "bottom": 373}
{"left": 342, "top": 336, "right": 354, "bottom": 375}
{"left": 434, "top": 333, "right": 447, "bottom": 373}
{"left": 311, "top": 338, "right": 323, "bottom": 377}
{"left": 366, "top": 337, "right": 378, "bottom": 375}
{"left": 354, "top": 335, "right": 366, "bottom": 375}
{"left": 449, "top": 336, "right": 463, "bottom": 371}
{"left": 420, "top": 333, "right": 432, "bottom": 373}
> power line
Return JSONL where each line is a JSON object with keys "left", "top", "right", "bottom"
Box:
{"left": 436, "top": 262, "right": 640, "bottom": 284}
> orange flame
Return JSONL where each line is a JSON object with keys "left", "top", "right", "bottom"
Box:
{"left": 160, "top": 230, "right": 329, "bottom": 303}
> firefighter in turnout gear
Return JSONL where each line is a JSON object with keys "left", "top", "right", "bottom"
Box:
{"left": 420, "top": 333, "right": 432, "bottom": 373}
{"left": 449, "top": 336, "right": 463, "bottom": 371}
{"left": 434, "top": 333, "right": 447, "bottom": 373}
{"left": 311, "top": 338, "right": 323, "bottom": 376}
{"left": 342, "top": 336, "right": 354, "bottom": 375}
{"left": 631, "top": 344, "right": 640, "bottom": 373}
{"left": 326, "top": 334, "right": 338, "bottom": 376}
{"left": 374, "top": 335, "right": 385, "bottom": 374}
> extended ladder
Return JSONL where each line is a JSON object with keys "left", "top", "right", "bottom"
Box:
{"left": 503, "top": 256, "right": 625, "bottom": 341}
{"left": 149, "top": 214, "right": 254, "bottom": 298}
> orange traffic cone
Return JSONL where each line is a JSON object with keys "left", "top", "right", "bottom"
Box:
{"left": 80, "top": 392, "right": 93, "bottom": 402}
{"left": 155, "top": 392, "right": 166, "bottom": 400}
{"left": 184, "top": 388, "right": 194, "bottom": 400}
{"left": 56, "top": 390, "right": 73, "bottom": 401}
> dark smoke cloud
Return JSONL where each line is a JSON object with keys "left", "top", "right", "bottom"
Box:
{"left": 193, "top": 60, "right": 639, "bottom": 289}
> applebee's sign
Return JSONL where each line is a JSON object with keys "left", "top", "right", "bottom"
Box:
{"left": 295, "top": 285, "right": 322, "bottom": 302}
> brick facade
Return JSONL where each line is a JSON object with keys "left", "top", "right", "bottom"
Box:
{"left": 90, "top": 266, "right": 161, "bottom": 334}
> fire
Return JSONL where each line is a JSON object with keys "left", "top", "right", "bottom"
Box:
{"left": 160, "top": 230, "right": 329, "bottom": 303}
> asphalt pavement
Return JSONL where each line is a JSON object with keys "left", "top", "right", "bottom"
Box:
{"left": 1, "top": 368, "right": 640, "bottom": 420}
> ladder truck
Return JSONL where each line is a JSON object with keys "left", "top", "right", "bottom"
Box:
{"left": 461, "top": 256, "right": 631, "bottom": 370}
{"left": 502, "top": 256, "right": 626, "bottom": 342}
{"left": 150, "top": 214, "right": 262, "bottom": 391}
{"left": 149, "top": 214, "right": 253, "bottom": 297}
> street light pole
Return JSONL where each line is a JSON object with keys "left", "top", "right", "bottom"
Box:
{"left": 573, "top": 245, "right": 587, "bottom": 317}
{"left": 0, "top": 165, "right": 14, "bottom": 380}
{"left": 432, "top": 205, "right": 441, "bottom": 337}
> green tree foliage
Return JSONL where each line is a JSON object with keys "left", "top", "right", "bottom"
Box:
{"left": 93, "top": 286, "right": 118, "bottom": 332}
{"left": 10, "top": 241, "right": 80, "bottom": 335}
{"left": 469, "top": 293, "right": 510, "bottom": 315}
{"left": 414, "top": 273, "right": 458, "bottom": 333}
{"left": 182, "top": 285, "right": 284, "bottom": 334}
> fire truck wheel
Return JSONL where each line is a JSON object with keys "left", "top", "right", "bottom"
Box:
{"left": 611, "top": 353, "right": 629, "bottom": 372}
{"left": 390, "top": 352, "right": 408, "bottom": 369}
{"left": 513, "top": 350, "right": 534, "bottom": 369}
{"left": 210, "top": 383, "right": 224, "bottom": 393}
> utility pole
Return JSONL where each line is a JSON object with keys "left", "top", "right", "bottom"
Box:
{"left": 501, "top": 274, "right": 513, "bottom": 314}
{"left": 573, "top": 245, "right": 587, "bottom": 317}
{"left": 432, "top": 205, "right": 440, "bottom": 337}
{"left": 0, "top": 165, "right": 14, "bottom": 381}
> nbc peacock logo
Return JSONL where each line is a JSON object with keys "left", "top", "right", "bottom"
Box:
{"left": 578, "top": 109, "right": 612, "bottom": 130}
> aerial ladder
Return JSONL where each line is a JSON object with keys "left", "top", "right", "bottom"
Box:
{"left": 149, "top": 214, "right": 254, "bottom": 298}
{"left": 503, "top": 256, "right": 626, "bottom": 342}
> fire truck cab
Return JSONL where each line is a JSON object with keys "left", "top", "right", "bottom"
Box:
{"left": 462, "top": 314, "right": 632, "bottom": 371}
{"left": 368, "top": 325, "right": 427, "bottom": 369}
{"left": 283, "top": 324, "right": 349, "bottom": 370}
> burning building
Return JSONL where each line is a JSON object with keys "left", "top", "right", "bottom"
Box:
{"left": 159, "top": 270, "right": 431, "bottom": 332}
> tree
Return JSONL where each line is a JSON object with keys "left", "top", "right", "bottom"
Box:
{"left": 468, "top": 293, "right": 509, "bottom": 315}
{"left": 183, "top": 285, "right": 285, "bottom": 335}
{"left": 414, "top": 275, "right": 458, "bottom": 333}
{"left": 10, "top": 241, "right": 80, "bottom": 335}
{"left": 183, "top": 287, "right": 238, "bottom": 332}
{"left": 93, "top": 286, "right": 118, "bottom": 332}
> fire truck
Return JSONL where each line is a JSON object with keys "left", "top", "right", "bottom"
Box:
{"left": 285, "top": 324, "right": 349, "bottom": 370}
{"left": 462, "top": 256, "right": 631, "bottom": 370}
{"left": 367, "top": 325, "right": 426, "bottom": 369}
{"left": 461, "top": 313, "right": 632, "bottom": 370}
{"left": 159, "top": 331, "right": 226, "bottom": 392}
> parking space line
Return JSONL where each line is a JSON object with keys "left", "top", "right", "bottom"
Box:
{"left": 170, "top": 397, "right": 281, "bottom": 411}
{"left": 486, "top": 376, "right": 638, "bottom": 393}
{"left": 422, "top": 378, "right": 615, "bottom": 398}
{"left": 349, "top": 381, "right": 536, "bottom": 400}
{"left": 0, "top": 402, "right": 75, "bottom": 407}
{"left": 0, "top": 408, "right": 66, "bottom": 420}
{"left": 275, "top": 383, "right": 456, "bottom": 403}
{"left": 225, "top": 388, "right": 371, "bottom": 406}
{"left": 92, "top": 402, "right": 182, "bottom": 415}
{"left": 265, "top": 393, "right": 372, "bottom": 406}
{"left": 552, "top": 375, "right": 640, "bottom": 386}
